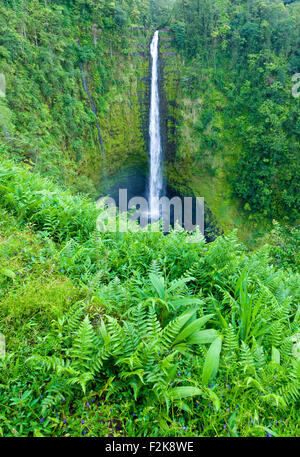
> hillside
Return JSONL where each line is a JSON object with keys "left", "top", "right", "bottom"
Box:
{"left": 0, "top": 0, "right": 299, "bottom": 439}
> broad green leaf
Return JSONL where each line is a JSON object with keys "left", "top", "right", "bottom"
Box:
{"left": 167, "top": 365, "right": 177, "bottom": 382}
{"left": 172, "top": 343, "right": 190, "bottom": 353}
{"left": 167, "top": 276, "right": 194, "bottom": 294}
{"left": 215, "top": 307, "right": 229, "bottom": 329}
{"left": 175, "top": 401, "right": 192, "bottom": 413}
{"left": 171, "top": 297, "right": 204, "bottom": 308}
{"left": 255, "top": 426, "right": 278, "bottom": 437}
{"left": 161, "top": 309, "right": 196, "bottom": 347}
{"left": 202, "top": 336, "right": 222, "bottom": 385}
{"left": 246, "top": 377, "right": 264, "bottom": 391}
{"left": 262, "top": 393, "right": 286, "bottom": 409}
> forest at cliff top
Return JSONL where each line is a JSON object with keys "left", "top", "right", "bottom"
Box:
{"left": 0, "top": 0, "right": 299, "bottom": 438}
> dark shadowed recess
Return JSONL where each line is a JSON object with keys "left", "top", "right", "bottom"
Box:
{"left": 98, "top": 167, "right": 221, "bottom": 242}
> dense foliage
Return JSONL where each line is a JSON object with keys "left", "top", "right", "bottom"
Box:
{"left": 0, "top": 158, "right": 299, "bottom": 437}
{"left": 1, "top": 0, "right": 299, "bottom": 231}
{"left": 0, "top": 0, "right": 151, "bottom": 195}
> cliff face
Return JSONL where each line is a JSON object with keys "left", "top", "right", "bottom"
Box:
{"left": 157, "top": 30, "right": 196, "bottom": 198}
{"left": 66, "top": 26, "right": 155, "bottom": 195}
{"left": 0, "top": 2, "right": 183, "bottom": 203}
{"left": 154, "top": 30, "right": 255, "bottom": 241}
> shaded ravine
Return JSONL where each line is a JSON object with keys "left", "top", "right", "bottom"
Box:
{"left": 96, "top": 29, "right": 220, "bottom": 241}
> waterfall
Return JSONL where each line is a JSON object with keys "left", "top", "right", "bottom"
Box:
{"left": 148, "top": 30, "right": 163, "bottom": 220}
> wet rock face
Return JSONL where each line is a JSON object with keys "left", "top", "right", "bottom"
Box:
{"left": 156, "top": 32, "right": 220, "bottom": 240}
{"left": 91, "top": 24, "right": 102, "bottom": 47}
{"left": 98, "top": 28, "right": 152, "bottom": 198}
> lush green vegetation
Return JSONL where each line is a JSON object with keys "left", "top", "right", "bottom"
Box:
{"left": 1, "top": 0, "right": 299, "bottom": 233}
{"left": 0, "top": 0, "right": 299, "bottom": 438}
{"left": 0, "top": 157, "right": 299, "bottom": 437}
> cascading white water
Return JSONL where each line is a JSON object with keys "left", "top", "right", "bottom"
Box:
{"left": 148, "top": 30, "right": 163, "bottom": 220}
